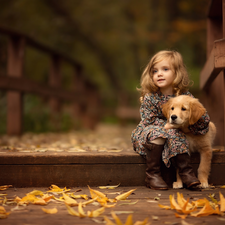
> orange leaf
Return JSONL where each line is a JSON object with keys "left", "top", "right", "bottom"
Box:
{"left": 175, "top": 213, "right": 187, "bottom": 219}
{"left": 219, "top": 192, "right": 225, "bottom": 212}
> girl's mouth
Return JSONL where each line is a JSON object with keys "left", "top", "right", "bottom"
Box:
{"left": 158, "top": 79, "right": 165, "bottom": 82}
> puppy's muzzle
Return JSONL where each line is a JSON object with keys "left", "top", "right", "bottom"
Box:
{"left": 171, "top": 115, "right": 177, "bottom": 122}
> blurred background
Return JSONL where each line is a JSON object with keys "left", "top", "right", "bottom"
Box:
{"left": 0, "top": 0, "right": 210, "bottom": 133}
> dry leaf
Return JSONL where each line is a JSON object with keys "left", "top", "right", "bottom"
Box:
{"left": 88, "top": 186, "right": 106, "bottom": 199}
{"left": 63, "top": 193, "right": 78, "bottom": 206}
{"left": 0, "top": 206, "right": 10, "bottom": 219}
{"left": 104, "top": 216, "right": 116, "bottom": 225}
{"left": 219, "top": 192, "right": 225, "bottom": 212}
{"left": 191, "top": 198, "right": 220, "bottom": 217}
{"left": 118, "top": 200, "right": 138, "bottom": 206}
{"left": 175, "top": 213, "right": 187, "bottom": 219}
{"left": 111, "top": 211, "right": 123, "bottom": 225}
{"left": 115, "top": 189, "right": 136, "bottom": 201}
{"left": 65, "top": 204, "right": 79, "bottom": 217}
{"left": 158, "top": 203, "right": 171, "bottom": 210}
{"left": 70, "top": 193, "right": 88, "bottom": 200}
{"left": 42, "top": 207, "right": 58, "bottom": 214}
{"left": 87, "top": 207, "right": 105, "bottom": 218}
{"left": 124, "top": 214, "right": 133, "bottom": 225}
{"left": 0, "top": 185, "right": 12, "bottom": 191}
{"left": 28, "top": 190, "right": 44, "bottom": 196}
{"left": 133, "top": 217, "right": 150, "bottom": 225}
{"left": 220, "top": 185, "right": 225, "bottom": 189}
{"left": 99, "top": 184, "right": 120, "bottom": 189}
{"left": 78, "top": 202, "right": 86, "bottom": 217}
{"left": 48, "top": 185, "right": 70, "bottom": 193}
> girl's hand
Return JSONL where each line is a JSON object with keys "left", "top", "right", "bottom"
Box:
{"left": 164, "top": 123, "right": 179, "bottom": 129}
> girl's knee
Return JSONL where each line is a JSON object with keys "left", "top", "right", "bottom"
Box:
{"left": 150, "top": 138, "right": 166, "bottom": 145}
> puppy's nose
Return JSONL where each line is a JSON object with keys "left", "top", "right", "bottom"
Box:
{"left": 171, "top": 115, "right": 177, "bottom": 121}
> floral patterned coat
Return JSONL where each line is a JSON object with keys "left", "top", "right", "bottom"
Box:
{"left": 131, "top": 91, "right": 210, "bottom": 167}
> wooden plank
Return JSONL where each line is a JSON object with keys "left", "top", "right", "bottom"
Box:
{"left": 0, "top": 76, "right": 84, "bottom": 102}
{"left": 200, "top": 38, "right": 225, "bottom": 90}
{"left": 6, "top": 36, "right": 25, "bottom": 135}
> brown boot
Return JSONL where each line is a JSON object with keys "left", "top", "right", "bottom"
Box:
{"left": 171, "top": 153, "right": 200, "bottom": 188}
{"left": 143, "top": 143, "right": 168, "bottom": 190}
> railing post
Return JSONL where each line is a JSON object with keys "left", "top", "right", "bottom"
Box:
{"left": 49, "top": 55, "right": 61, "bottom": 130}
{"left": 7, "top": 36, "right": 25, "bottom": 135}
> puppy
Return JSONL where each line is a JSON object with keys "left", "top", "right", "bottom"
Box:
{"left": 162, "top": 95, "right": 216, "bottom": 188}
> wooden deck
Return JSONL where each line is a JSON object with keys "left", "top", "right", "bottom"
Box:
{"left": 1, "top": 186, "right": 225, "bottom": 225}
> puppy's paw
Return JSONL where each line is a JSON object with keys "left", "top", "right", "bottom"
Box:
{"left": 198, "top": 181, "right": 209, "bottom": 189}
{"left": 173, "top": 181, "right": 183, "bottom": 189}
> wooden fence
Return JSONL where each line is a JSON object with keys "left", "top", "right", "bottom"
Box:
{"left": 0, "top": 26, "right": 100, "bottom": 135}
{"left": 200, "top": 0, "right": 225, "bottom": 146}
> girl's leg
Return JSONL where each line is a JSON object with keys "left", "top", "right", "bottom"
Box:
{"left": 143, "top": 137, "right": 168, "bottom": 190}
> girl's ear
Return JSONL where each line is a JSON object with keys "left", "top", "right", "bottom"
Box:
{"left": 162, "top": 100, "right": 171, "bottom": 119}
{"left": 189, "top": 99, "right": 206, "bottom": 125}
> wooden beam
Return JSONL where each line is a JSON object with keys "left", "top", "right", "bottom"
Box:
{"left": 7, "top": 36, "right": 25, "bottom": 135}
{"left": 200, "top": 38, "right": 225, "bottom": 90}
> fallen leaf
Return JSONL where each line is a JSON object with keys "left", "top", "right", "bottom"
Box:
{"left": 220, "top": 185, "right": 225, "bottom": 189}
{"left": 63, "top": 193, "right": 78, "bottom": 206}
{"left": 78, "top": 202, "right": 86, "bottom": 217}
{"left": 28, "top": 190, "right": 44, "bottom": 197}
{"left": 133, "top": 217, "right": 150, "bottom": 225}
{"left": 65, "top": 204, "right": 79, "bottom": 217}
{"left": 0, "top": 185, "right": 12, "bottom": 191}
{"left": 88, "top": 186, "right": 106, "bottom": 199}
{"left": 0, "top": 206, "right": 10, "bottom": 219}
{"left": 175, "top": 213, "right": 187, "bottom": 219}
{"left": 48, "top": 185, "right": 70, "bottom": 193}
{"left": 87, "top": 207, "right": 105, "bottom": 218}
{"left": 70, "top": 194, "right": 88, "bottom": 200}
{"left": 191, "top": 198, "right": 220, "bottom": 217}
{"left": 124, "top": 214, "right": 133, "bottom": 225}
{"left": 111, "top": 211, "right": 123, "bottom": 225}
{"left": 158, "top": 203, "right": 171, "bottom": 210}
{"left": 118, "top": 200, "right": 138, "bottom": 206}
{"left": 104, "top": 216, "right": 116, "bottom": 225}
{"left": 42, "top": 207, "right": 58, "bottom": 214}
{"left": 99, "top": 184, "right": 120, "bottom": 189}
{"left": 115, "top": 189, "right": 136, "bottom": 201}
{"left": 219, "top": 192, "right": 225, "bottom": 212}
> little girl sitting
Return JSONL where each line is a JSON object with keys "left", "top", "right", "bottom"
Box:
{"left": 131, "top": 50, "right": 210, "bottom": 190}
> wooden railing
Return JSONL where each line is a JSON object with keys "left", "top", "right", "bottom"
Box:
{"left": 200, "top": 0, "right": 225, "bottom": 146}
{"left": 0, "top": 26, "right": 100, "bottom": 135}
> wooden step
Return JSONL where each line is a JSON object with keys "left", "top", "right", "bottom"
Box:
{"left": 0, "top": 150, "right": 225, "bottom": 187}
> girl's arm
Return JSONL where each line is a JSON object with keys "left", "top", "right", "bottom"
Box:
{"left": 188, "top": 111, "right": 210, "bottom": 135}
{"left": 142, "top": 94, "right": 165, "bottom": 126}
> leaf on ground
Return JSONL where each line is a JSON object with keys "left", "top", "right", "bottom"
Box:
{"left": 99, "top": 184, "right": 120, "bottom": 189}
{"left": 220, "top": 185, "right": 225, "bottom": 189}
{"left": 169, "top": 195, "right": 182, "bottom": 213}
{"left": 88, "top": 186, "right": 106, "bottom": 199}
{"left": 47, "top": 185, "right": 70, "bottom": 193}
{"left": 87, "top": 207, "right": 105, "bottom": 218}
{"left": 219, "top": 192, "right": 225, "bottom": 212}
{"left": 115, "top": 189, "right": 136, "bottom": 201}
{"left": 133, "top": 217, "right": 150, "bottom": 225}
{"left": 104, "top": 216, "right": 116, "bottom": 225}
{"left": 65, "top": 204, "right": 79, "bottom": 217}
{"left": 42, "top": 207, "right": 58, "bottom": 214}
{"left": 111, "top": 211, "right": 123, "bottom": 225}
{"left": 28, "top": 190, "right": 44, "bottom": 197}
{"left": 124, "top": 214, "right": 133, "bottom": 225}
{"left": 0, "top": 185, "right": 12, "bottom": 191}
{"left": 191, "top": 198, "right": 220, "bottom": 217}
{"left": 70, "top": 193, "right": 88, "bottom": 200}
{"left": 78, "top": 202, "right": 86, "bottom": 217}
{"left": 175, "top": 213, "right": 187, "bottom": 219}
{"left": 118, "top": 200, "right": 138, "bottom": 206}
{"left": 158, "top": 203, "right": 171, "bottom": 210}
{"left": 63, "top": 193, "right": 78, "bottom": 206}
{"left": 0, "top": 206, "right": 10, "bottom": 219}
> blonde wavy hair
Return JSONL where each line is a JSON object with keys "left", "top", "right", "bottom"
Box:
{"left": 139, "top": 50, "right": 192, "bottom": 100}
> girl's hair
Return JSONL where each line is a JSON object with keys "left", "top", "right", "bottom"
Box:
{"left": 139, "top": 50, "right": 192, "bottom": 99}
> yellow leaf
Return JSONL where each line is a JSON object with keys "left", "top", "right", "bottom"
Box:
{"left": 78, "top": 202, "right": 86, "bottom": 217}
{"left": 87, "top": 207, "right": 105, "bottom": 218}
{"left": 0, "top": 185, "right": 12, "bottom": 191}
{"left": 181, "top": 198, "right": 196, "bottom": 214}
{"left": 104, "top": 216, "right": 116, "bottom": 225}
{"left": 175, "top": 213, "right": 187, "bottom": 219}
{"left": 158, "top": 203, "right": 171, "bottom": 210}
{"left": 124, "top": 214, "right": 133, "bottom": 225}
{"left": 42, "top": 207, "right": 58, "bottom": 214}
{"left": 115, "top": 189, "right": 136, "bottom": 201}
{"left": 220, "top": 185, "right": 225, "bottom": 189}
{"left": 82, "top": 197, "right": 98, "bottom": 206}
{"left": 99, "top": 184, "right": 120, "bottom": 189}
{"left": 88, "top": 186, "right": 106, "bottom": 199}
{"left": 33, "top": 198, "right": 47, "bottom": 205}
{"left": 219, "top": 192, "right": 225, "bottom": 212}
{"left": 65, "top": 204, "right": 79, "bottom": 217}
{"left": 111, "top": 211, "right": 123, "bottom": 225}
{"left": 169, "top": 195, "right": 182, "bottom": 213}
{"left": 133, "top": 217, "right": 150, "bottom": 225}
{"left": 63, "top": 193, "right": 78, "bottom": 206}
{"left": 70, "top": 193, "right": 88, "bottom": 200}
{"left": 42, "top": 194, "right": 53, "bottom": 203}
{"left": 192, "top": 199, "right": 207, "bottom": 208}
{"left": 48, "top": 184, "right": 70, "bottom": 193}
{"left": 191, "top": 198, "right": 221, "bottom": 217}
{"left": 28, "top": 190, "right": 44, "bottom": 196}
{"left": 0, "top": 206, "right": 10, "bottom": 219}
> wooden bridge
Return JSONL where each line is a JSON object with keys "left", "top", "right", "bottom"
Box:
{"left": 0, "top": 0, "right": 224, "bottom": 188}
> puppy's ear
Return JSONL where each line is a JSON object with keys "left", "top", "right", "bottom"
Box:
{"left": 162, "top": 100, "right": 171, "bottom": 119}
{"left": 189, "top": 99, "right": 206, "bottom": 125}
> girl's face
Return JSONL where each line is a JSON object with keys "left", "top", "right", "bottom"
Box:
{"left": 152, "top": 58, "right": 175, "bottom": 95}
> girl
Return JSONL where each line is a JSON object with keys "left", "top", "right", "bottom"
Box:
{"left": 131, "top": 50, "right": 210, "bottom": 190}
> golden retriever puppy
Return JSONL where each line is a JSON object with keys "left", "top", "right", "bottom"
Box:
{"left": 162, "top": 95, "right": 216, "bottom": 188}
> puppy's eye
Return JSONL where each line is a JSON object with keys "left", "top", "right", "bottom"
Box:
{"left": 171, "top": 107, "right": 174, "bottom": 110}
{"left": 181, "top": 107, "right": 186, "bottom": 111}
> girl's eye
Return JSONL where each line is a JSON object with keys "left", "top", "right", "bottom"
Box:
{"left": 171, "top": 107, "right": 174, "bottom": 110}
{"left": 181, "top": 107, "right": 186, "bottom": 111}
{"left": 153, "top": 70, "right": 157, "bottom": 73}
{"left": 164, "top": 68, "right": 168, "bottom": 71}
